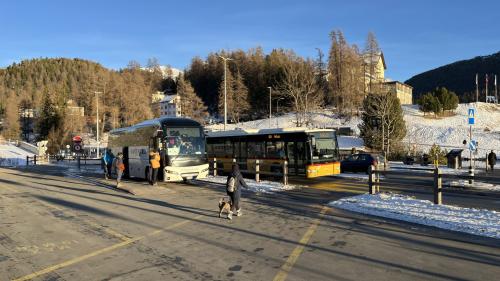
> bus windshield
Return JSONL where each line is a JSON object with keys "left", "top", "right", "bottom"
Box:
{"left": 164, "top": 127, "right": 205, "bottom": 156}
{"left": 311, "top": 132, "right": 338, "bottom": 161}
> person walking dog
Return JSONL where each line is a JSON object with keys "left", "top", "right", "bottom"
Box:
{"left": 226, "top": 163, "right": 249, "bottom": 220}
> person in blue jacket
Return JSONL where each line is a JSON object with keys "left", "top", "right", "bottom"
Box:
{"left": 102, "top": 149, "right": 114, "bottom": 180}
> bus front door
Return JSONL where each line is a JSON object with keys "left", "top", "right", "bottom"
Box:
{"left": 287, "top": 142, "right": 298, "bottom": 176}
{"left": 123, "top": 147, "right": 130, "bottom": 178}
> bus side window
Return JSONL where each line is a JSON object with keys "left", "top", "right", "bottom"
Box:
{"left": 225, "top": 140, "right": 233, "bottom": 158}
{"left": 213, "top": 141, "right": 225, "bottom": 158}
{"left": 234, "top": 141, "right": 240, "bottom": 159}
{"left": 248, "top": 142, "right": 255, "bottom": 158}
{"left": 240, "top": 142, "right": 247, "bottom": 159}
{"left": 248, "top": 142, "right": 264, "bottom": 159}
{"left": 266, "top": 141, "right": 285, "bottom": 159}
{"left": 207, "top": 143, "right": 214, "bottom": 157}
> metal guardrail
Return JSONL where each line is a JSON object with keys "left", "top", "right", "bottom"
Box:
{"left": 368, "top": 165, "right": 478, "bottom": 205}
{"left": 26, "top": 155, "right": 37, "bottom": 166}
{"left": 209, "top": 158, "right": 288, "bottom": 185}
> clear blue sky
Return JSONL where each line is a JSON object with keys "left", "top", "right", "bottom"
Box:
{"left": 1, "top": 0, "right": 499, "bottom": 81}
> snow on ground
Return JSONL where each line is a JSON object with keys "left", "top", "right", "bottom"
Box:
{"left": 207, "top": 103, "right": 500, "bottom": 155}
{"left": 197, "top": 175, "right": 299, "bottom": 193}
{"left": 388, "top": 162, "right": 475, "bottom": 175}
{"left": 208, "top": 109, "right": 361, "bottom": 133}
{"left": 404, "top": 103, "right": 500, "bottom": 155}
{"left": 0, "top": 143, "right": 35, "bottom": 166}
{"left": 329, "top": 193, "right": 500, "bottom": 239}
{"left": 333, "top": 173, "right": 370, "bottom": 181}
{"left": 446, "top": 180, "right": 500, "bottom": 191}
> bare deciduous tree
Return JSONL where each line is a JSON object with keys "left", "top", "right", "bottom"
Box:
{"left": 277, "top": 58, "right": 322, "bottom": 127}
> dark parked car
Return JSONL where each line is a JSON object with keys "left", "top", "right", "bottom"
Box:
{"left": 403, "top": 155, "right": 416, "bottom": 165}
{"left": 341, "top": 153, "right": 385, "bottom": 173}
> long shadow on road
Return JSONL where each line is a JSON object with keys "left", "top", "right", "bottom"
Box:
{"left": 3, "top": 167, "right": 500, "bottom": 280}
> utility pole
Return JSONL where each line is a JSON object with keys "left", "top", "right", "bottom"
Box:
{"left": 95, "top": 91, "right": 102, "bottom": 158}
{"left": 495, "top": 74, "right": 498, "bottom": 104}
{"left": 486, "top": 74, "right": 489, "bottom": 102}
{"left": 219, "top": 56, "right": 233, "bottom": 131}
{"left": 268, "top": 86, "right": 272, "bottom": 128}
{"left": 475, "top": 73, "right": 479, "bottom": 103}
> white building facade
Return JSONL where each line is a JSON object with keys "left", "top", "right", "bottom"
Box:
{"left": 160, "top": 95, "right": 181, "bottom": 117}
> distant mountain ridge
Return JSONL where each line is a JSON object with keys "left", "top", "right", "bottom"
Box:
{"left": 405, "top": 52, "right": 500, "bottom": 101}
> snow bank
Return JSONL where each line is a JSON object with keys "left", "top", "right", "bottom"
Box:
{"left": 0, "top": 143, "right": 35, "bottom": 166}
{"left": 446, "top": 180, "right": 500, "bottom": 191}
{"left": 388, "top": 162, "right": 473, "bottom": 175}
{"left": 329, "top": 193, "right": 500, "bottom": 239}
{"left": 196, "top": 175, "right": 299, "bottom": 193}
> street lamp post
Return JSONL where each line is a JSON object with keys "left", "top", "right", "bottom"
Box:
{"left": 276, "top": 97, "right": 284, "bottom": 128}
{"left": 268, "top": 87, "right": 272, "bottom": 128}
{"left": 219, "top": 56, "right": 233, "bottom": 131}
{"left": 95, "top": 91, "right": 102, "bottom": 158}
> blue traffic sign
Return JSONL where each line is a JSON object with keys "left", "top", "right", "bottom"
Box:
{"left": 469, "top": 140, "right": 477, "bottom": 151}
{"left": 468, "top": 108, "right": 475, "bottom": 125}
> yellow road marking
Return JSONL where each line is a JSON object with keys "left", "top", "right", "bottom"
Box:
{"left": 13, "top": 214, "right": 203, "bottom": 281}
{"left": 273, "top": 205, "right": 329, "bottom": 281}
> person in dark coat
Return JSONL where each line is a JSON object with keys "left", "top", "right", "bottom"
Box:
{"left": 488, "top": 150, "right": 497, "bottom": 171}
{"left": 226, "top": 163, "right": 249, "bottom": 220}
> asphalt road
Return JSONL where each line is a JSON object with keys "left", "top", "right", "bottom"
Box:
{"left": 1, "top": 165, "right": 499, "bottom": 281}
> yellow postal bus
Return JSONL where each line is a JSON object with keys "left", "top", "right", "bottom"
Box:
{"left": 206, "top": 128, "right": 340, "bottom": 178}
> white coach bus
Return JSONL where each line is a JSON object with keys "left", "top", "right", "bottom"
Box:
{"left": 108, "top": 117, "right": 209, "bottom": 182}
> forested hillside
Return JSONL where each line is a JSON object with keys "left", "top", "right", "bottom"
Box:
{"left": 405, "top": 52, "right": 500, "bottom": 101}
{"left": 0, "top": 58, "right": 163, "bottom": 129}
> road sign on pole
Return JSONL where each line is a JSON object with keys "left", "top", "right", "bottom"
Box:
{"left": 468, "top": 108, "right": 475, "bottom": 125}
{"left": 469, "top": 140, "right": 477, "bottom": 151}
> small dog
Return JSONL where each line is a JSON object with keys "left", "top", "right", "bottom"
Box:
{"left": 218, "top": 197, "right": 232, "bottom": 218}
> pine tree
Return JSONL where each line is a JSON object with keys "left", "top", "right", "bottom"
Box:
{"left": 231, "top": 71, "right": 250, "bottom": 123}
{"left": 36, "top": 92, "right": 62, "bottom": 140}
{"left": 1, "top": 94, "right": 21, "bottom": 140}
{"left": 327, "top": 30, "right": 364, "bottom": 115}
{"left": 359, "top": 92, "right": 406, "bottom": 157}
{"left": 177, "top": 76, "right": 208, "bottom": 124}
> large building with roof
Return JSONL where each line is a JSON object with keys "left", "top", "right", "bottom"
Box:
{"left": 364, "top": 52, "right": 413, "bottom": 104}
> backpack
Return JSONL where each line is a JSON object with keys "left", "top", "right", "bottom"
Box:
{"left": 227, "top": 176, "right": 236, "bottom": 192}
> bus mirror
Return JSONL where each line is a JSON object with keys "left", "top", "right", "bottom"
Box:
{"left": 311, "top": 136, "right": 316, "bottom": 147}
